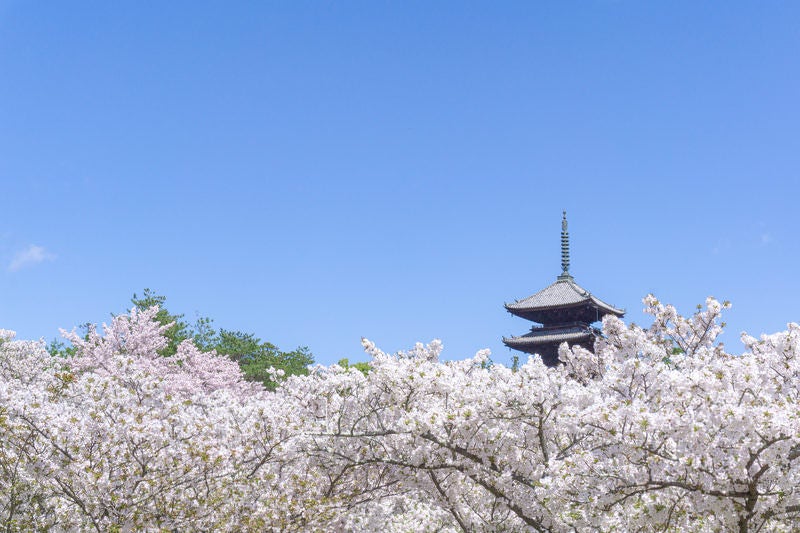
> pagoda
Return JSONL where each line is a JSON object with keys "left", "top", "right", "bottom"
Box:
{"left": 503, "top": 212, "right": 624, "bottom": 367}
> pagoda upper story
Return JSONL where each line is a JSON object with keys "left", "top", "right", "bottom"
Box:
{"left": 503, "top": 212, "right": 624, "bottom": 367}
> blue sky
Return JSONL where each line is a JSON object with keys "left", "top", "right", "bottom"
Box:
{"left": 1, "top": 2, "right": 798, "bottom": 365}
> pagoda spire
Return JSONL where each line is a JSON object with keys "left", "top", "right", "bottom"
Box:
{"left": 558, "top": 210, "right": 572, "bottom": 280}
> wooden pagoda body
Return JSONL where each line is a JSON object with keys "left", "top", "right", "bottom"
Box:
{"left": 503, "top": 213, "right": 624, "bottom": 367}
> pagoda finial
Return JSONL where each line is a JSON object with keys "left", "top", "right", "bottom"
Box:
{"left": 559, "top": 210, "right": 572, "bottom": 279}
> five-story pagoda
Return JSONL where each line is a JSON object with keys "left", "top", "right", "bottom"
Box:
{"left": 503, "top": 212, "right": 624, "bottom": 367}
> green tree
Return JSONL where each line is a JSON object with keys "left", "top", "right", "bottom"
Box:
{"left": 213, "top": 329, "right": 314, "bottom": 390}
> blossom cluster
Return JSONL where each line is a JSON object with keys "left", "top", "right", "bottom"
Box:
{"left": 0, "top": 298, "right": 798, "bottom": 531}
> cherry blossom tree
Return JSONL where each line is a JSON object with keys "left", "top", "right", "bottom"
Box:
{"left": 1, "top": 298, "right": 799, "bottom": 531}
{"left": 0, "top": 309, "right": 331, "bottom": 530}
{"left": 283, "top": 297, "right": 800, "bottom": 531}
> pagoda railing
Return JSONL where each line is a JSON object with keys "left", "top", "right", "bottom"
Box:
{"left": 529, "top": 321, "right": 591, "bottom": 330}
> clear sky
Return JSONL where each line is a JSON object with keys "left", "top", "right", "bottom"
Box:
{"left": 1, "top": 2, "right": 799, "bottom": 366}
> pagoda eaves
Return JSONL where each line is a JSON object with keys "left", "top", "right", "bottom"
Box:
{"left": 504, "top": 277, "right": 624, "bottom": 324}
{"left": 502, "top": 324, "right": 599, "bottom": 351}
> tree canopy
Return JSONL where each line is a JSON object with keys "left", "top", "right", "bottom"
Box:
{"left": 49, "top": 288, "right": 313, "bottom": 389}
{"left": 7, "top": 295, "right": 800, "bottom": 530}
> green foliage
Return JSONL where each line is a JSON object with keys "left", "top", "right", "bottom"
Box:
{"left": 336, "top": 358, "right": 371, "bottom": 375}
{"left": 47, "top": 338, "right": 73, "bottom": 357}
{"left": 213, "top": 329, "right": 271, "bottom": 364}
{"left": 213, "top": 329, "right": 314, "bottom": 390}
{"left": 191, "top": 315, "right": 217, "bottom": 351}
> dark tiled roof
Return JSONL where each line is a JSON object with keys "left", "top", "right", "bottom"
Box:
{"left": 505, "top": 277, "right": 624, "bottom": 316}
{"left": 503, "top": 324, "right": 595, "bottom": 346}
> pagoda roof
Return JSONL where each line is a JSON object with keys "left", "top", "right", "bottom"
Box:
{"left": 505, "top": 276, "right": 624, "bottom": 318}
{"left": 503, "top": 324, "right": 595, "bottom": 347}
